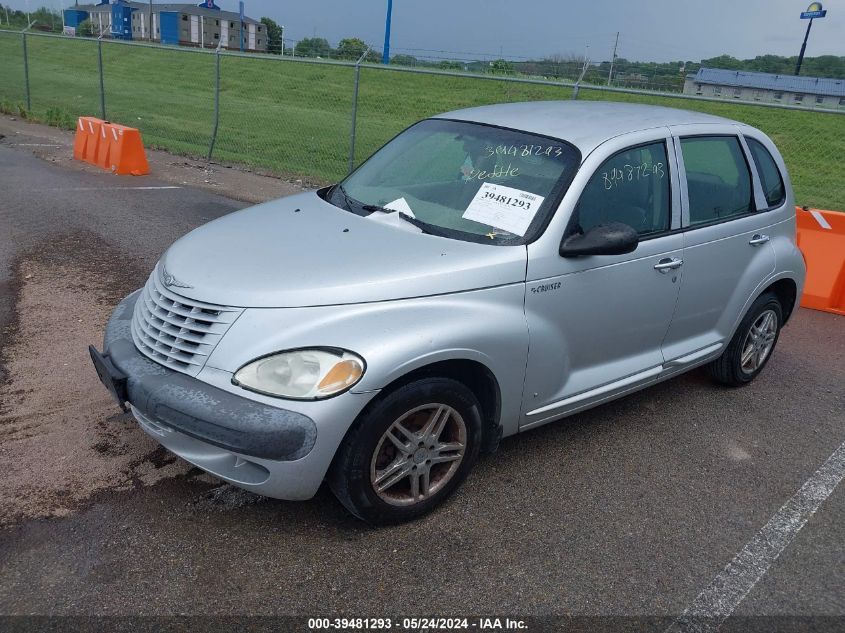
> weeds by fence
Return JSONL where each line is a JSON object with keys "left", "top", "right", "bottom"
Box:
{"left": 1, "top": 30, "right": 843, "bottom": 210}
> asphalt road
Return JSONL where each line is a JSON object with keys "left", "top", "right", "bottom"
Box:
{"left": 0, "top": 134, "right": 843, "bottom": 629}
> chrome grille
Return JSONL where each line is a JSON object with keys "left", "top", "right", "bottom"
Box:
{"left": 131, "top": 269, "right": 242, "bottom": 376}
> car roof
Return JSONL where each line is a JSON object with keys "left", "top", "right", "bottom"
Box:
{"left": 434, "top": 101, "right": 739, "bottom": 156}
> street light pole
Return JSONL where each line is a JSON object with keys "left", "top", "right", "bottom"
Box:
{"left": 382, "top": 0, "right": 392, "bottom": 65}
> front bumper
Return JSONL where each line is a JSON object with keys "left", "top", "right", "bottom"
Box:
{"left": 91, "top": 291, "right": 372, "bottom": 500}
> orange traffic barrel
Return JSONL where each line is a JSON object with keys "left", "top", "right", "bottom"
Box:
{"left": 796, "top": 206, "right": 845, "bottom": 316}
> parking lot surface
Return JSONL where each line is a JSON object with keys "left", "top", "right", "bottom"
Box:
{"left": 0, "top": 121, "right": 843, "bottom": 626}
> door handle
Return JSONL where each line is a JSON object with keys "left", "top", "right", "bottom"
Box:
{"left": 654, "top": 257, "right": 683, "bottom": 273}
{"left": 749, "top": 234, "right": 770, "bottom": 246}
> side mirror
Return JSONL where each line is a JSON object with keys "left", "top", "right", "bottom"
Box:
{"left": 559, "top": 222, "right": 639, "bottom": 257}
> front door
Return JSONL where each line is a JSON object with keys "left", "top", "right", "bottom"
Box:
{"left": 522, "top": 136, "right": 683, "bottom": 428}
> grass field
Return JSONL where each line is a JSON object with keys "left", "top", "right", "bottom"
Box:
{"left": 1, "top": 31, "right": 843, "bottom": 209}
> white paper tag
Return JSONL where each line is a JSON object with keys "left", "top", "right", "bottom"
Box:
{"left": 384, "top": 197, "right": 416, "bottom": 218}
{"left": 462, "top": 183, "right": 544, "bottom": 237}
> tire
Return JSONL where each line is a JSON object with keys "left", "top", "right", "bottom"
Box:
{"left": 328, "top": 377, "right": 482, "bottom": 524}
{"left": 706, "top": 292, "right": 783, "bottom": 387}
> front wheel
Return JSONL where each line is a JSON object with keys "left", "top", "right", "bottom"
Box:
{"left": 706, "top": 292, "right": 783, "bottom": 387}
{"left": 328, "top": 377, "right": 482, "bottom": 524}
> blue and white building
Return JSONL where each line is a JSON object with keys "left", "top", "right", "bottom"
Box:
{"left": 64, "top": 1, "right": 266, "bottom": 52}
{"left": 684, "top": 67, "right": 845, "bottom": 109}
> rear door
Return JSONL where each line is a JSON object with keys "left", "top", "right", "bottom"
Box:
{"left": 661, "top": 126, "right": 776, "bottom": 365}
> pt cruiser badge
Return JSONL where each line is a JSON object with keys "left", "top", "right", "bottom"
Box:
{"left": 90, "top": 101, "right": 805, "bottom": 524}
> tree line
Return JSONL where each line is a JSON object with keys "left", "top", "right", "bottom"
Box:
{"left": 0, "top": 4, "right": 63, "bottom": 32}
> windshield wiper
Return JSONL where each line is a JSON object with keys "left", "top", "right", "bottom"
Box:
{"left": 360, "top": 205, "right": 433, "bottom": 234}
{"left": 364, "top": 204, "right": 515, "bottom": 243}
{"left": 331, "top": 184, "right": 367, "bottom": 216}
{"left": 397, "top": 212, "right": 451, "bottom": 237}
{"left": 362, "top": 204, "right": 393, "bottom": 214}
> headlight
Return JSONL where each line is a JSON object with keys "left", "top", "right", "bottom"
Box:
{"left": 232, "top": 348, "right": 365, "bottom": 400}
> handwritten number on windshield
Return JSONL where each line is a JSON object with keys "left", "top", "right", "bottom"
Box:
{"left": 486, "top": 144, "right": 564, "bottom": 158}
{"left": 602, "top": 162, "right": 665, "bottom": 189}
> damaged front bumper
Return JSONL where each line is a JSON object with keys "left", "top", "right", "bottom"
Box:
{"left": 89, "top": 291, "right": 366, "bottom": 500}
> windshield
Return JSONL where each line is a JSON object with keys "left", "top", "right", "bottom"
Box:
{"left": 329, "top": 119, "right": 581, "bottom": 244}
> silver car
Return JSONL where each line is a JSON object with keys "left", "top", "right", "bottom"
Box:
{"left": 90, "top": 101, "right": 806, "bottom": 523}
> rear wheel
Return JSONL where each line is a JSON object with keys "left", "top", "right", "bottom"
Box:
{"left": 328, "top": 377, "right": 482, "bottom": 524}
{"left": 706, "top": 292, "right": 783, "bottom": 387}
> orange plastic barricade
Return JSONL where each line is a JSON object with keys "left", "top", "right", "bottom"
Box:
{"left": 72, "top": 117, "right": 90, "bottom": 161}
{"left": 796, "top": 206, "right": 845, "bottom": 316}
{"left": 95, "top": 122, "right": 112, "bottom": 169}
{"left": 72, "top": 117, "right": 149, "bottom": 176}
{"left": 102, "top": 123, "right": 150, "bottom": 175}
{"left": 72, "top": 116, "right": 103, "bottom": 165}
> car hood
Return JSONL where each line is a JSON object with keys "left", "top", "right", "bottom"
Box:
{"left": 159, "top": 191, "right": 527, "bottom": 308}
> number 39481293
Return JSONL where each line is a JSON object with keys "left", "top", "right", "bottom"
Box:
{"left": 482, "top": 191, "right": 534, "bottom": 210}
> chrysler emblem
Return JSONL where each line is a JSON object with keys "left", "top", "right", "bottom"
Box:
{"left": 162, "top": 268, "right": 193, "bottom": 289}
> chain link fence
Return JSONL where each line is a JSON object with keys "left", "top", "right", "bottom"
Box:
{"left": 1, "top": 30, "right": 843, "bottom": 210}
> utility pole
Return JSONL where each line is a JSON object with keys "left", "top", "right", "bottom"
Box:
{"left": 607, "top": 31, "right": 619, "bottom": 86}
{"left": 280, "top": 25, "right": 284, "bottom": 55}
{"left": 149, "top": 0, "right": 153, "bottom": 41}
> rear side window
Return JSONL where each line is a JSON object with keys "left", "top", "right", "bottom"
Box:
{"left": 680, "top": 136, "right": 753, "bottom": 226}
{"left": 745, "top": 137, "right": 785, "bottom": 208}
{"left": 573, "top": 141, "right": 670, "bottom": 238}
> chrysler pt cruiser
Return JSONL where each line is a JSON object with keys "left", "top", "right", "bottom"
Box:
{"left": 90, "top": 102, "right": 806, "bottom": 523}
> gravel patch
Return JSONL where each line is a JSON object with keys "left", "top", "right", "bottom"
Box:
{"left": 0, "top": 234, "right": 193, "bottom": 525}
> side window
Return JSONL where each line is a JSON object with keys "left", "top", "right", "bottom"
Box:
{"left": 680, "top": 136, "right": 753, "bottom": 226}
{"left": 573, "top": 141, "right": 670, "bottom": 238}
{"left": 745, "top": 137, "right": 785, "bottom": 208}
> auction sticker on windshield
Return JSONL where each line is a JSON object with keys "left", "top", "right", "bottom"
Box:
{"left": 462, "top": 182, "right": 544, "bottom": 236}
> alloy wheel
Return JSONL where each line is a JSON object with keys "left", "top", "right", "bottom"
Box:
{"left": 740, "top": 309, "right": 778, "bottom": 374}
{"left": 370, "top": 403, "right": 467, "bottom": 506}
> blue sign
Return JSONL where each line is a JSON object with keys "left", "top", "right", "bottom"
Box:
{"left": 800, "top": 9, "right": 826, "bottom": 18}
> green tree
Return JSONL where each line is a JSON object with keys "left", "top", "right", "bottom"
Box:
{"left": 260, "top": 17, "right": 283, "bottom": 54}
{"left": 700, "top": 54, "right": 744, "bottom": 70}
{"left": 75, "top": 18, "right": 98, "bottom": 37}
{"left": 294, "top": 37, "right": 332, "bottom": 58}
{"left": 391, "top": 54, "right": 418, "bottom": 67}
{"left": 0, "top": 3, "right": 28, "bottom": 28}
{"left": 337, "top": 37, "right": 368, "bottom": 60}
{"left": 489, "top": 59, "right": 514, "bottom": 75}
{"left": 31, "top": 7, "right": 60, "bottom": 32}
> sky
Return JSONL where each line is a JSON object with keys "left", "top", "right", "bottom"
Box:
{"left": 8, "top": 0, "right": 845, "bottom": 63}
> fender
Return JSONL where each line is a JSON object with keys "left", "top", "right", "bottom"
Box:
{"left": 205, "top": 283, "right": 530, "bottom": 438}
